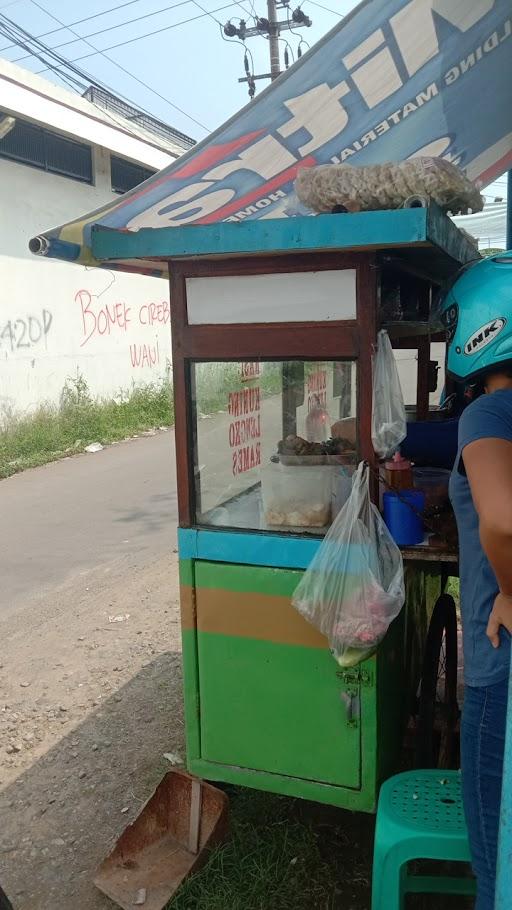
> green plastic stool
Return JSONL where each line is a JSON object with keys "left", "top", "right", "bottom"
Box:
{"left": 371, "top": 770, "right": 476, "bottom": 910}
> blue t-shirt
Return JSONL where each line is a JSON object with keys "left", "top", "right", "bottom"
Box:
{"left": 449, "top": 389, "right": 512, "bottom": 687}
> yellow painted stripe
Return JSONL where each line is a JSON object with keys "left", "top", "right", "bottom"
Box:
{"left": 180, "top": 585, "right": 195, "bottom": 631}
{"left": 195, "top": 587, "right": 328, "bottom": 648}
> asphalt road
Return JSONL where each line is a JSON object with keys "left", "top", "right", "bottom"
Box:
{"left": 1, "top": 432, "right": 178, "bottom": 613}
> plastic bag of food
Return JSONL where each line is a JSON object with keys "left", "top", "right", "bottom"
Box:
{"left": 292, "top": 462, "right": 405, "bottom": 667}
{"left": 295, "top": 158, "right": 483, "bottom": 215}
{"left": 372, "top": 330, "right": 406, "bottom": 459}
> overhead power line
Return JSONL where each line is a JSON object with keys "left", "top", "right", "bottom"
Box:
{"left": 306, "top": 0, "right": 342, "bottom": 16}
{"left": 10, "top": 0, "right": 195, "bottom": 64}
{"left": 0, "top": 18, "right": 91, "bottom": 94}
{"left": 190, "top": 0, "right": 225, "bottom": 26}
{"left": 25, "top": 0, "right": 210, "bottom": 132}
{"left": 31, "top": 1, "right": 241, "bottom": 72}
{"left": 0, "top": 16, "right": 91, "bottom": 87}
{"left": 235, "top": 0, "right": 258, "bottom": 19}
{"left": 0, "top": 0, "right": 146, "bottom": 50}
{"left": 0, "top": 10, "right": 208, "bottom": 133}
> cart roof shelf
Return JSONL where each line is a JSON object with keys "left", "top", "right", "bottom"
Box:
{"left": 92, "top": 205, "right": 479, "bottom": 283}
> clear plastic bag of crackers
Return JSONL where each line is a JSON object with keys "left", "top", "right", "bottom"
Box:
{"left": 292, "top": 462, "right": 405, "bottom": 667}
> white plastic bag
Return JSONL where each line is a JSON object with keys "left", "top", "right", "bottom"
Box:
{"left": 372, "top": 329, "right": 406, "bottom": 459}
{"left": 292, "top": 462, "right": 405, "bottom": 667}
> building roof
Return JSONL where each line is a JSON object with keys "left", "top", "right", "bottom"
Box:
{"left": 82, "top": 86, "right": 194, "bottom": 153}
{"left": 0, "top": 58, "right": 195, "bottom": 169}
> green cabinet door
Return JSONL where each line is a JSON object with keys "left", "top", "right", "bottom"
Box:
{"left": 194, "top": 561, "right": 362, "bottom": 789}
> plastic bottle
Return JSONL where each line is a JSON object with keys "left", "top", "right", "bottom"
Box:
{"left": 305, "top": 396, "right": 331, "bottom": 443}
{"left": 383, "top": 452, "right": 414, "bottom": 491}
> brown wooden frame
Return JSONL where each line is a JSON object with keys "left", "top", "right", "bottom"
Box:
{"left": 170, "top": 251, "right": 379, "bottom": 526}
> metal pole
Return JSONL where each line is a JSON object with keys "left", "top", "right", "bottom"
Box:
{"left": 267, "top": 0, "right": 280, "bottom": 80}
{"left": 495, "top": 660, "right": 512, "bottom": 909}
{"left": 495, "top": 169, "right": 512, "bottom": 908}
{"left": 506, "top": 169, "right": 512, "bottom": 250}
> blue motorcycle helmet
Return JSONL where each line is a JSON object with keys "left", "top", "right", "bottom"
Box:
{"left": 435, "top": 252, "right": 512, "bottom": 384}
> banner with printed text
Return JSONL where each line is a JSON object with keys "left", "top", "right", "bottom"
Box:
{"left": 38, "top": 0, "right": 512, "bottom": 270}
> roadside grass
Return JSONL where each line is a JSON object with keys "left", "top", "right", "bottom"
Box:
{"left": 446, "top": 576, "right": 460, "bottom": 612}
{"left": 168, "top": 787, "right": 373, "bottom": 910}
{"left": 194, "top": 362, "right": 282, "bottom": 416}
{"left": 0, "top": 373, "right": 174, "bottom": 479}
{"left": 167, "top": 786, "right": 473, "bottom": 910}
{"left": 0, "top": 362, "right": 282, "bottom": 479}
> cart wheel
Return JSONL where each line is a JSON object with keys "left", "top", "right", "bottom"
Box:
{"left": 416, "top": 593, "right": 459, "bottom": 770}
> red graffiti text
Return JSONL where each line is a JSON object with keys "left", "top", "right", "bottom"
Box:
{"left": 129, "top": 340, "right": 160, "bottom": 368}
{"left": 76, "top": 289, "right": 131, "bottom": 347}
{"left": 138, "top": 301, "right": 170, "bottom": 325}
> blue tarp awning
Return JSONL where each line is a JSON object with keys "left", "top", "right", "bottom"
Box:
{"left": 30, "top": 0, "right": 512, "bottom": 274}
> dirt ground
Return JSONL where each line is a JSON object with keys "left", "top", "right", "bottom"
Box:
{"left": 0, "top": 542, "right": 473, "bottom": 910}
{"left": 0, "top": 553, "right": 184, "bottom": 910}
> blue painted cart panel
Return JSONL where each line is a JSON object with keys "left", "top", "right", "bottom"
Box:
{"left": 92, "top": 207, "right": 477, "bottom": 269}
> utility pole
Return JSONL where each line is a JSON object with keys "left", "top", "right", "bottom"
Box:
{"left": 267, "top": 0, "right": 281, "bottom": 81}
{"left": 224, "top": 1, "right": 312, "bottom": 97}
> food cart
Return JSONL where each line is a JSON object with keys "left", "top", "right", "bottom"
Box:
{"left": 92, "top": 205, "right": 477, "bottom": 812}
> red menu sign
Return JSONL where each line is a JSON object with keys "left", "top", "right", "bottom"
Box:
{"left": 240, "top": 362, "right": 261, "bottom": 382}
{"left": 228, "top": 381, "right": 261, "bottom": 477}
{"left": 307, "top": 369, "right": 327, "bottom": 411}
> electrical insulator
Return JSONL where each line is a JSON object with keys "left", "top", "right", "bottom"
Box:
{"left": 292, "top": 7, "right": 311, "bottom": 26}
{"left": 284, "top": 47, "right": 289, "bottom": 68}
{"left": 297, "top": 44, "right": 302, "bottom": 58}
{"left": 244, "top": 51, "right": 251, "bottom": 76}
{"left": 223, "top": 21, "right": 238, "bottom": 37}
{"left": 238, "top": 19, "right": 246, "bottom": 39}
{"left": 256, "top": 16, "right": 270, "bottom": 31}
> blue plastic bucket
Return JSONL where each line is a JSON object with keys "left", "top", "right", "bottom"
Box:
{"left": 383, "top": 490, "right": 426, "bottom": 546}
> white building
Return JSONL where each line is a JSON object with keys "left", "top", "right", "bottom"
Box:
{"left": 0, "top": 60, "right": 194, "bottom": 417}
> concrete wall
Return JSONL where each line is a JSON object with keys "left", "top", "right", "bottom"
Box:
{"left": 0, "top": 148, "right": 171, "bottom": 417}
{"left": 0, "top": 144, "right": 444, "bottom": 418}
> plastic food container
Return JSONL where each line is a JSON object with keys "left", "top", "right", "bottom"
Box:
{"left": 413, "top": 467, "right": 451, "bottom": 509}
{"left": 262, "top": 463, "right": 334, "bottom": 528}
{"left": 279, "top": 454, "right": 327, "bottom": 466}
{"left": 332, "top": 466, "right": 355, "bottom": 519}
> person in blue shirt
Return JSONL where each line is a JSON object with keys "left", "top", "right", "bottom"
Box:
{"left": 439, "top": 252, "right": 512, "bottom": 910}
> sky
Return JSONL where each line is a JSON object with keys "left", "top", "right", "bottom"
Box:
{"left": 0, "top": 0, "right": 508, "bottom": 208}
{"left": 0, "top": 0, "right": 353, "bottom": 138}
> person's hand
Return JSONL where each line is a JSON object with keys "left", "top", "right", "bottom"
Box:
{"left": 486, "top": 593, "right": 512, "bottom": 648}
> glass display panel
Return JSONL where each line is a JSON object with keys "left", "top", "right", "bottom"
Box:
{"left": 192, "top": 360, "right": 357, "bottom": 534}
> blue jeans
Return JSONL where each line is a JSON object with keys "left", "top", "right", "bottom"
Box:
{"left": 461, "top": 677, "right": 508, "bottom": 910}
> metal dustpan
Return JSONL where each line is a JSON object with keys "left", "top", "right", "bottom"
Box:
{"left": 94, "top": 770, "right": 229, "bottom": 910}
